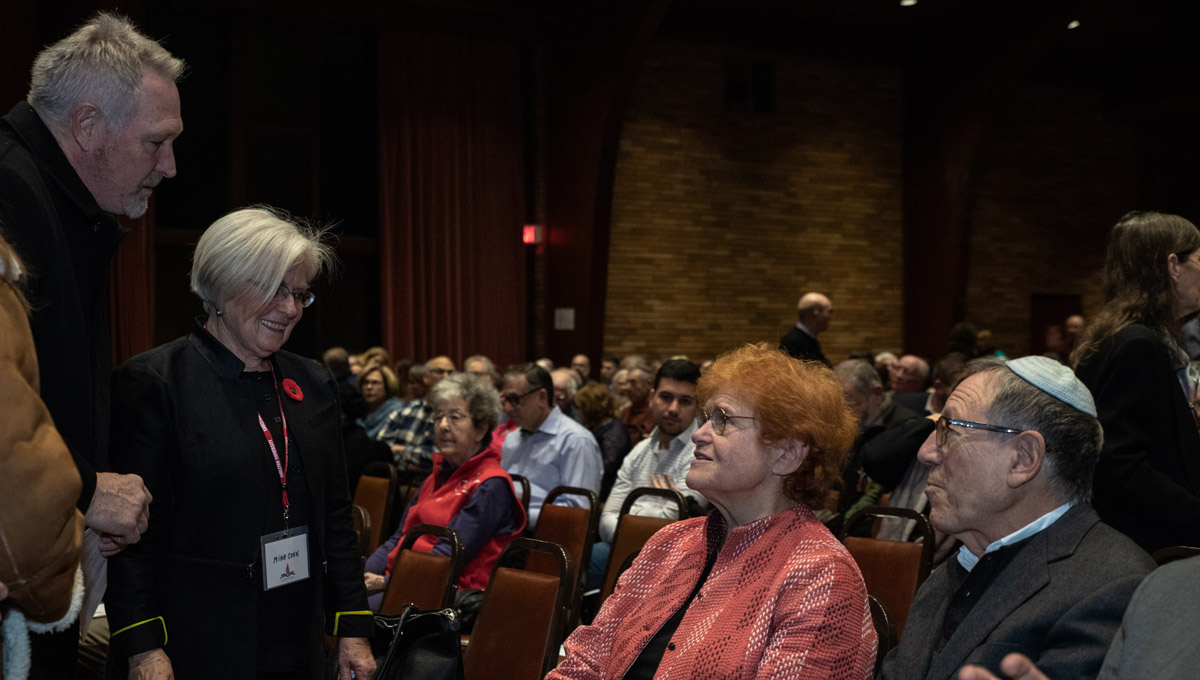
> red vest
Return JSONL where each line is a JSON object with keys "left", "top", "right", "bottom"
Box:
{"left": 385, "top": 445, "right": 525, "bottom": 589}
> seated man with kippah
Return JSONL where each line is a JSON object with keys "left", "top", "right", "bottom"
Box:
{"left": 880, "top": 356, "right": 1153, "bottom": 680}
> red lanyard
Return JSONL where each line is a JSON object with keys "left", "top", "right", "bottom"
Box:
{"left": 257, "top": 365, "right": 291, "bottom": 526}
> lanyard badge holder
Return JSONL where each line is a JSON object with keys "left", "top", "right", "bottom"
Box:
{"left": 259, "top": 364, "right": 310, "bottom": 591}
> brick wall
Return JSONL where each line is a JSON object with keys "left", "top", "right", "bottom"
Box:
{"left": 605, "top": 38, "right": 1140, "bottom": 366}
{"left": 605, "top": 39, "right": 906, "bottom": 365}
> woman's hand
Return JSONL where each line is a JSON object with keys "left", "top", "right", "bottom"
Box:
{"left": 337, "top": 636, "right": 376, "bottom": 680}
{"left": 364, "top": 572, "right": 386, "bottom": 594}
{"left": 128, "top": 649, "right": 174, "bottom": 680}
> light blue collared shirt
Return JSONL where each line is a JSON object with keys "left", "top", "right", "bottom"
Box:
{"left": 957, "top": 502, "right": 1073, "bottom": 572}
{"left": 500, "top": 405, "right": 603, "bottom": 528}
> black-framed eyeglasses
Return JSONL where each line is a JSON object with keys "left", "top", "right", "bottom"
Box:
{"left": 935, "top": 416, "right": 1023, "bottom": 448}
{"left": 501, "top": 387, "right": 541, "bottom": 406}
{"left": 699, "top": 406, "right": 755, "bottom": 435}
{"left": 273, "top": 284, "right": 315, "bottom": 308}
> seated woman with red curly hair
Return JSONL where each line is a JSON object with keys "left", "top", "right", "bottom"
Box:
{"left": 548, "top": 344, "right": 877, "bottom": 680}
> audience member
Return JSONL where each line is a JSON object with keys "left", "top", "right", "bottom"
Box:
{"left": 599, "top": 356, "right": 618, "bottom": 385}
{"left": 364, "top": 373, "right": 525, "bottom": 606}
{"left": 463, "top": 354, "right": 499, "bottom": 389}
{"left": 879, "top": 356, "right": 1152, "bottom": 680}
{"left": 889, "top": 354, "right": 929, "bottom": 393}
{"left": 945, "top": 321, "right": 979, "bottom": 359}
{"left": 875, "top": 351, "right": 898, "bottom": 390}
{"left": 549, "top": 345, "right": 875, "bottom": 679}
{"left": 551, "top": 366, "right": 582, "bottom": 421}
{"left": 619, "top": 354, "right": 646, "bottom": 370}
{"left": 0, "top": 13, "right": 177, "bottom": 673}
{"left": 321, "top": 346, "right": 353, "bottom": 387}
{"left": 619, "top": 365, "right": 656, "bottom": 445}
{"left": 574, "top": 383, "right": 632, "bottom": 501}
{"left": 357, "top": 363, "right": 404, "bottom": 441}
{"left": 571, "top": 353, "right": 593, "bottom": 384}
{"left": 380, "top": 355, "right": 455, "bottom": 471}
{"left": 589, "top": 360, "right": 707, "bottom": 588}
{"left": 833, "top": 360, "right": 933, "bottom": 528}
{"left": 535, "top": 357, "right": 554, "bottom": 372}
{"left": 1073, "top": 211, "right": 1200, "bottom": 553}
{"left": 405, "top": 362, "right": 428, "bottom": 402}
{"left": 499, "top": 363, "right": 602, "bottom": 527}
{"left": 779, "top": 291, "right": 833, "bottom": 366}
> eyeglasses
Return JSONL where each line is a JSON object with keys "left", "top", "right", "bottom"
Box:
{"left": 698, "top": 407, "right": 756, "bottom": 435}
{"left": 427, "top": 367, "right": 454, "bottom": 376}
{"left": 273, "top": 284, "right": 315, "bottom": 308}
{"left": 501, "top": 387, "right": 541, "bottom": 406}
{"left": 432, "top": 410, "right": 471, "bottom": 426}
{"left": 935, "top": 416, "right": 1023, "bottom": 448}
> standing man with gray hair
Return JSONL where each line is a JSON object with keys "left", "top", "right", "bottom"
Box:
{"left": 780, "top": 291, "right": 833, "bottom": 366}
{"left": 880, "top": 356, "right": 1153, "bottom": 680}
{"left": 0, "top": 13, "right": 183, "bottom": 676}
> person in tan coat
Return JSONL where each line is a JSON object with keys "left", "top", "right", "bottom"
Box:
{"left": 0, "top": 228, "right": 83, "bottom": 673}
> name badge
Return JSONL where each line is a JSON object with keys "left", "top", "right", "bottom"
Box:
{"left": 261, "top": 526, "right": 310, "bottom": 591}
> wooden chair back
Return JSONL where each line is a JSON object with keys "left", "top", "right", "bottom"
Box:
{"left": 353, "top": 461, "right": 398, "bottom": 555}
{"left": 599, "top": 487, "right": 686, "bottom": 603}
{"left": 509, "top": 473, "right": 531, "bottom": 515}
{"left": 464, "top": 538, "right": 571, "bottom": 680}
{"left": 841, "top": 506, "right": 934, "bottom": 639}
{"left": 378, "top": 524, "right": 463, "bottom": 614}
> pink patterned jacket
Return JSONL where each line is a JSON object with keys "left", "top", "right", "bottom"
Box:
{"left": 548, "top": 504, "right": 876, "bottom": 679}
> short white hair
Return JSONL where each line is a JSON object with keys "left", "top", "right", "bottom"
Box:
{"left": 28, "top": 12, "right": 185, "bottom": 131}
{"left": 190, "top": 207, "right": 334, "bottom": 316}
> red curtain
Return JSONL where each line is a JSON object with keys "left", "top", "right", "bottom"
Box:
{"left": 377, "top": 34, "right": 526, "bottom": 367}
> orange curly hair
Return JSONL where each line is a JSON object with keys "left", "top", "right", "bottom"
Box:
{"left": 696, "top": 344, "right": 858, "bottom": 507}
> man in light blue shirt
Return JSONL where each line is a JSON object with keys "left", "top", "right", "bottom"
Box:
{"left": 880, "top": 356, "right": 1152, "bottom": 680}
{"left": 500, "top": 363, "right": 602, "bottom": 527}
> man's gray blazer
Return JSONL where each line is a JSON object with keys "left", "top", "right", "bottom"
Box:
{"left": 1098, "top": 555, "right": 1200, "bottom": 679}
{"left": 879, "top": 504, "right": 1153, "bottom": 680}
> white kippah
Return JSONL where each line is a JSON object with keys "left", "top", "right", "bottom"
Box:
{"left": 1006, "top": 355, "right": 1097, "bottom": 417}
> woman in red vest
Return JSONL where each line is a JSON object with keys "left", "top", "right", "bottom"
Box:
{"left": 364, "top": 372, "right": 526, "bottom": 604}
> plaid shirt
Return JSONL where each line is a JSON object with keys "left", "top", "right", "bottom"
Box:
{"left": 378, "top": 398, "right": 436, "bottom": 467}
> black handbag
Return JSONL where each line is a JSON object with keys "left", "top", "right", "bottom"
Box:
{"left": 370, "top": 604, "right": 463, "bottom": 680}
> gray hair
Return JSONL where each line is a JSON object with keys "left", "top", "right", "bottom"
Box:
{"left": 834, "top": 359, "right": 880, "bottom": 397}
{"left": 430, "top": 372, "right": 502, "bottom": 433}
{"left": 551, "top": 367, "right": 581, "bottom": 398}
{"left": 190, "top": 207, "right": 334, "bottom": 316}
{"left": 963, "top": 358, "right": 1102, "bottom": 505}
{"left": 28, "top": 12, "right": 186, "bottom": 131}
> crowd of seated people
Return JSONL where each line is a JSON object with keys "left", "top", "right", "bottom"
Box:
{"left": 10, "top": 199, "right": 1200, "bottom": 679}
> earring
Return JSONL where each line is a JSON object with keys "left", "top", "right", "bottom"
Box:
{"left": 215, "top": 309, "right": 223, "bottom": 317}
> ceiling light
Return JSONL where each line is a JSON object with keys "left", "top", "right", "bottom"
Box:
{"left": 900, "top": 0, "right": 918, "bottom": 6}
{"left": 1067, "top": 20, "right": 1081, "bottom": 29}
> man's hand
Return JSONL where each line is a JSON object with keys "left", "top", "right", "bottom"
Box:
{"left": 650, "top": 474, "right": 680, "bottom": 492}
{"left": 128, "top": 648, "right": 174, "bottom": 679}
{"left": 0, "top": 579, "right": 7, "bottom": 624}
{"left": 337, "top": 636, "right": 376, "bottom": 680}
{"left": 86, "top": 472, "right": 151, "bottom": 557}
{"left": 959, "top": 654, "right": 1049, "bottom": 680}
{"left": 364, "top": 572, "right": 386, "bottom": 594}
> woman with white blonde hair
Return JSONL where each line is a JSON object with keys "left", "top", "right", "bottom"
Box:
{"left": 106, "top": 207, "right": 375, "bottom": 680}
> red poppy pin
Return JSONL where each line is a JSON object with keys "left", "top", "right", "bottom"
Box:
{"left": 282, "top": 379, "right": 304, "bottom": 402}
